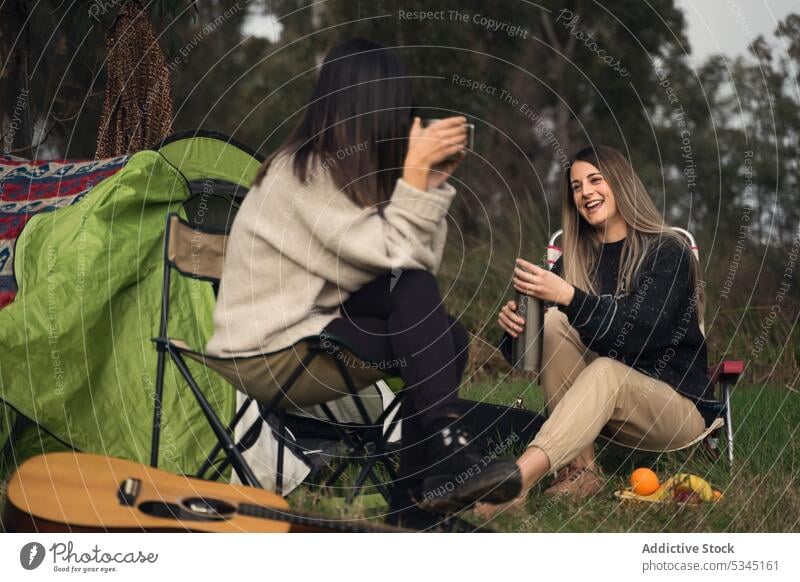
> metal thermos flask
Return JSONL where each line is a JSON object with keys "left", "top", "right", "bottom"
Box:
{"left": 511, "top": 292, "right": 544, "bottom": 381}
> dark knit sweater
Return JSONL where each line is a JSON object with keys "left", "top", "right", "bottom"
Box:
{"left": 500, "top": 238, "right": 713, "bottom": 404}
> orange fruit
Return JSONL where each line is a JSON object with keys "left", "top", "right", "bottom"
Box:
{"left": 630, "top": 468, "right": 660, "bottom": 496}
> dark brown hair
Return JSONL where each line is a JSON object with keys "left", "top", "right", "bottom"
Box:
{"left": 253, "top": 38, "right": 413, "bottom": 210}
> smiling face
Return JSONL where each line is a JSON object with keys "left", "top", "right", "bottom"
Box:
{"left": 570, "top": 160, "right": 628, "bottom": 242}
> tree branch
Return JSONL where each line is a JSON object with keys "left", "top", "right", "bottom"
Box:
{"left": 5, "top": 121, "right": 58, "bottom": 155}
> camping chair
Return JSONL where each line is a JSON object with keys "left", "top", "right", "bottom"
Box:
{"left": 150, "top": 213, "right": 405, "bottom": 501}
{"left": 544, "top": 228, "right": 744, "bottom": 464}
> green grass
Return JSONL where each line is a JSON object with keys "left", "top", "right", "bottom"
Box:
{"left": 467, "top": 379, "right": 800, "bottom": 532}
{"left": 2, "top": 378, "right": 797, "bottom": 532}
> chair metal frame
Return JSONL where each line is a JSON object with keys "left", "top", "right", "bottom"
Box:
{"left": 546, "top": 228, "right": 744, "bottom": 464}
{"left": 150, "top": 212, "right": 404, "bottom": 501}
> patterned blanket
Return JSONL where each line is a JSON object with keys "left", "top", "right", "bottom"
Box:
{"left": 0, "top": 155, "right": 128, "bottom": 308}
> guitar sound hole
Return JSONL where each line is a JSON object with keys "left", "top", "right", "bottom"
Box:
{"left": 182, "top": 497, "right": 236, "bottom": 518}
{"left": 138, "top": 498, "right": 234, "bottom": 522}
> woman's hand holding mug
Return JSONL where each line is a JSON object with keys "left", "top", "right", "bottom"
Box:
{"left": 403, "top": 116, "right": 468, "bottom": 191}
{"left": 513, "top": 258, "right": 575, "bottom": 306}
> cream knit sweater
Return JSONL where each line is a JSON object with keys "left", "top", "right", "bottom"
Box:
{"left": 205, "top": 155, "right": 456, "bottom": 357}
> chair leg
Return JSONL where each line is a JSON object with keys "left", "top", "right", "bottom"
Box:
{"left": 323, "top": 389, "right": 405, "bottom": 504}
{"left": 207, "top": 414, "right": 266, "bottom": 481}
{"left": 347, "top": 430, "right": 396, "bottom": 504}
{"left": 276, "top": 409, "right": 286, "bottom": 496}
{"left": 320, "top": 404, "right": 351, "bottom": 486}
{"left": 722, "top": 380, "right": 734, "bottom": 465}
{"left": 371, "top": 390, "right": 404, "bottom": 437}
{"left": 252, "top": 345, "right": 402, "bottom": 502}
{"left": 378, "top": 398, "right": 404, "bottom": 483}
{"left": 347, "top": 408, "right": 394, "bottom": 503}
{"left": 150, "top": 344, "right": 168, "bottom": 468}
{"left": 350, "top": 392, "right": 405, "bottom": 499}
{"left": 170, "top": 350, "right": 261, "bottom": 488}
{"left": 318, "top": 401, "right": 392, "bottom": 500}
{"left": 197, "top": 397, "right": 255, "bottom": 479}
{"left": 208, "top": 350, "right": 319, "bottom": 489}
{"left": 332, "top": 353, "right": 373, "bottom": 426}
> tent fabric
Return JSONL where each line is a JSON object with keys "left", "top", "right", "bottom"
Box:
{"left": 0, "top": 147, "right": 234, "bottom": 476}
{"left": 0, "top": 155, "right": 129, "bottom": 308}
{"left": 157, "top": 132, "right": 263, "bottom": 186}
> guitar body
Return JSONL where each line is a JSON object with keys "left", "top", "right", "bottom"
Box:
{"left": 4, "top": 452, "right": 346, "bottom": 533}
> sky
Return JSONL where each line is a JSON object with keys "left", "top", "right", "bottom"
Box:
{"left": 241, "top": 1, "right": 800, "bottom": 65}
{"left": 241, "top": 10, "right": 283, "bottom": 43}
{"left": 677, "top": 0, "right": 799, "bottom": 65}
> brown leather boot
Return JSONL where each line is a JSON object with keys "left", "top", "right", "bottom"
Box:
{"left": 543, "top": 464, "right": 604, "bottom": 499}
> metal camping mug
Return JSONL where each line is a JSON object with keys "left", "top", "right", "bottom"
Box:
{"left": 511, "top": 290, "right": 544, "bottom": 381}
{"left": 421, "top": 118, "right": 474, "bottom": 160}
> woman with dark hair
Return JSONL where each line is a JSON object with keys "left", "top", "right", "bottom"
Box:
{"left": 206, "top": 38, "right": 521, "bottom": 526}
{"left": 480, "top": 145, "right": 714, "bottom": 516}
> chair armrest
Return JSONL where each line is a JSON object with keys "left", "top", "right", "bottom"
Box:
{"left": 707, "top": 360, "right": 745, "bottom": 385}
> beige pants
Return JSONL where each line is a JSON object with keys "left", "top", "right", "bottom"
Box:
{"left": 529, "top": 308, "right": 706, "bottom": 472}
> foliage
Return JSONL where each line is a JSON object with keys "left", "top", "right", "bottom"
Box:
{"left": 1, "top": 0, "right": 796, "bottom": 381}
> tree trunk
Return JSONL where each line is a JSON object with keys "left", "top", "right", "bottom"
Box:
{"left": 1, "top": 0, "right": 34, "bottom": 157}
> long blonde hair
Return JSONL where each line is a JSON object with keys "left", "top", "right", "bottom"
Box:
{"left": 561, "top": 146, "right": 704, "bottom": 321}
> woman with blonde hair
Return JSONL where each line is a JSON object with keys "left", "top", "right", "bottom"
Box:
{"left": 483, "top": 145, "right": 715, "bottom": 513}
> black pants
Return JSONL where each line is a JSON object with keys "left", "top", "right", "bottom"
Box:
{"left": 323, "top": 270, "right": 469, "bottom": 486}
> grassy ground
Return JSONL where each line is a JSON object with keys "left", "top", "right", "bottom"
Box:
{"left": 2, "top": 377, "right": 797, "bottom": 532}
{"left": 287, "top": 377, "right": 800, "bottom": 532}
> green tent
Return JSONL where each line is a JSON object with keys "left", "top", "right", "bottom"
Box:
{"left": 0, "top": 131, "right": 263, "bottom": 478}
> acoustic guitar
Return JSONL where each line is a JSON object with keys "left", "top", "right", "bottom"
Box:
{"left": 3, "top": 452, "right": 403, "bottom": 533}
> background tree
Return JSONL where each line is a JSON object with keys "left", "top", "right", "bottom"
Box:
{"left": 1, "top": 0, "right": 796, "bottom": 378}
